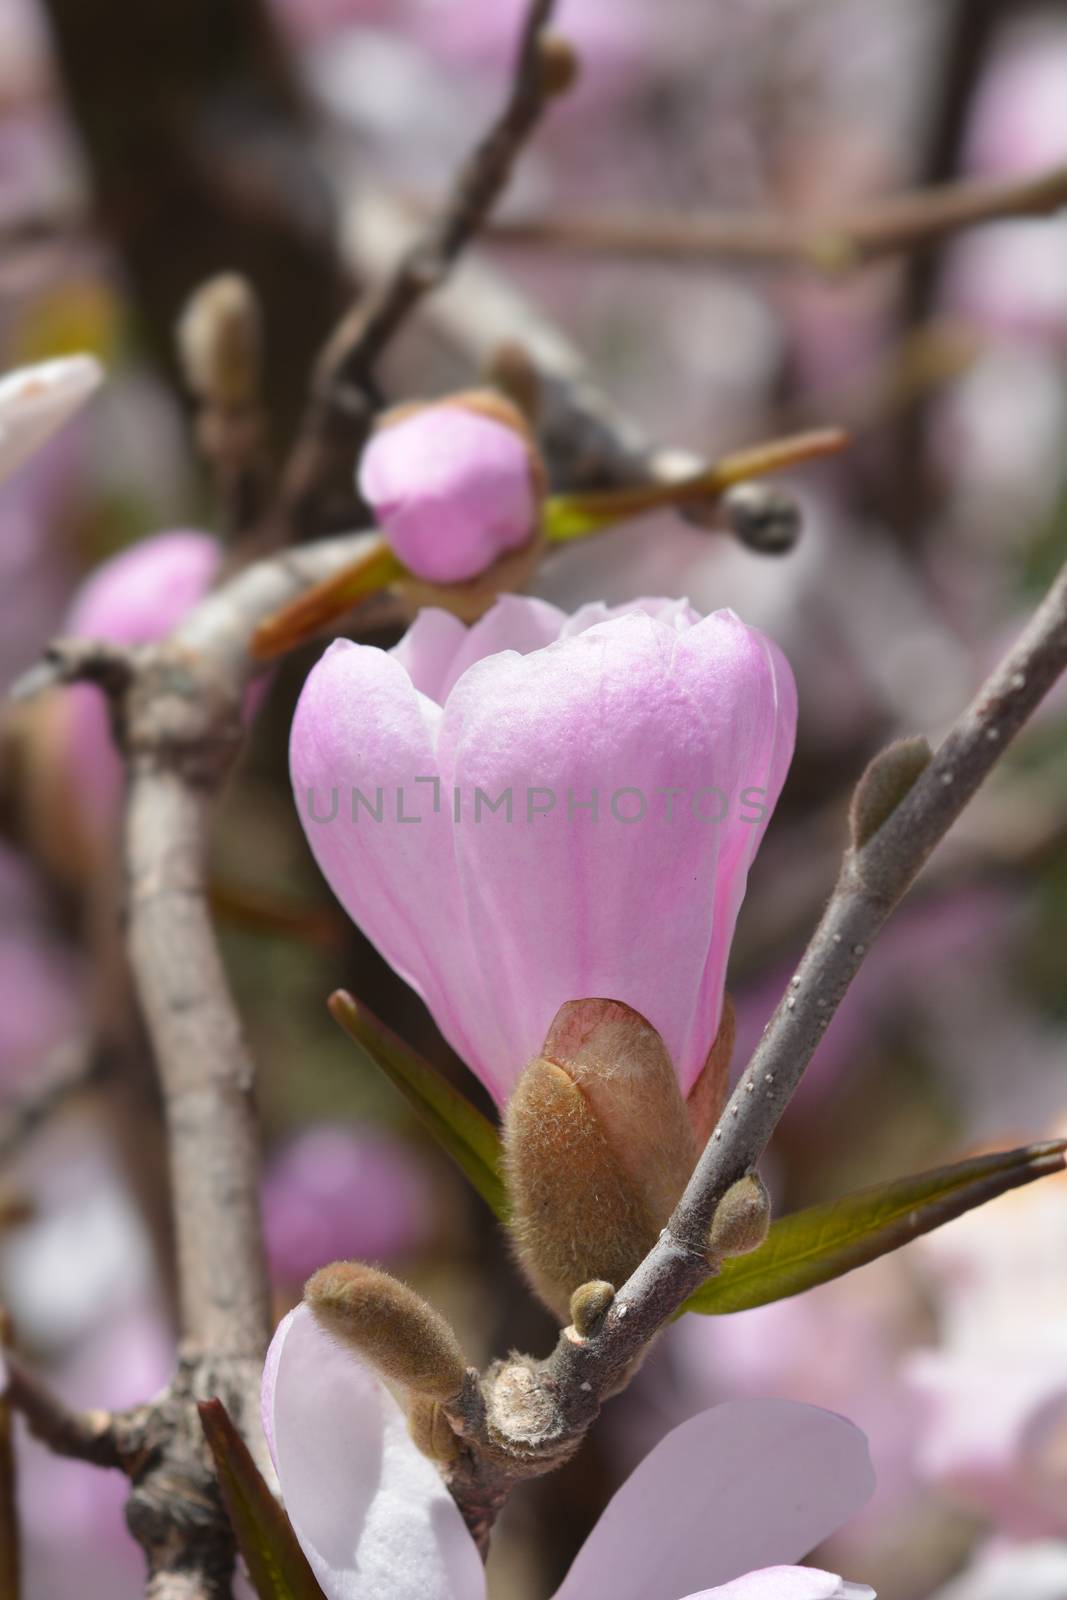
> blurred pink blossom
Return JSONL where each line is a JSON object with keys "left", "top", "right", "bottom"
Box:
{"left": 59, "top": 530, "right": 222, "bottom": 839}
{"left": 906, "top": 1133, "right": 1067, "bottom": 1537}
{"left": 261, "top": 1124, "right": 433, "bottom": 1284}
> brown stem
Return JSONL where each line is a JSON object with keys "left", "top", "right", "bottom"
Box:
{"left": 485, "top": 161, "right": 1067, "bottom": 273}
{"left": 278, "top": 0, "right": 562, "bottom": 540}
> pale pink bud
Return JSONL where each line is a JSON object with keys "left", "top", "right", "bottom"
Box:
{"left": 358, "top": 396, "right": 542, "bottom": 584}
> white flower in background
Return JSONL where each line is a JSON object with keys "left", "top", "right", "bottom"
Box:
{"left": 932, "top": 1540, "right": 1067, "bottom": 1600}
{"left": 0, "top": 354, "right": 103, "bottom": 486}
{"left": 906, "top": 1124, "right": 1067, "bottom": 1535}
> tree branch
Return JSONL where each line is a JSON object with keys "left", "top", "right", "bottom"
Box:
{"left": 275, "top": 0, "right": 561, "bottom": 544}
{"left": 2, "top": 1353, "right": 127, "bottom": 1471}
{"left": 7, "top": 528, "right": 379, "bottom": 1597}
{"left": 485, "top": 160, "right": 1067, "bottom": 274}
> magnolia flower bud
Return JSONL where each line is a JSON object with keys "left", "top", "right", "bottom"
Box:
{"left": 707, "top": 1175, "right": 772, "bottom": 1265}
{"left": 358, "top": 390, "right": 546, "bottom": 588}
{"left": 305, "top": 1262, "right": 467, "bottom": 1404}
{"left": 849, "top": 736, "right": 932, "bottom": 850}
{"left": 538, "top": 33, "right": 580, "bottom": 97}
{"left": 503, "top": 1000, "right": 698, "bottom": 1319}
{"left": 569, "top": 1280, "right": 615, "bottom": 1337}
{"left": 177, "top": 273, "right": 262, "bottom": 411}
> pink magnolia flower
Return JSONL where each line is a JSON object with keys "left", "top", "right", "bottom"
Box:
{"left": 262, "top": 1125, "right": 433, "bottom": 1284}
{"left": 358, "top": 401, "right": 541, "bottom": 584}
{"left": 0, "top": 355, "right": 102, "bottom": 485}
{"left": 58, "top": 530, "right": 223, "bottom": 839}
{"left": 263, "top": 1302, "right": 875, "bottom": 1600}
{"left": 290, "top": 596, "right": 796, "bottom": 1104}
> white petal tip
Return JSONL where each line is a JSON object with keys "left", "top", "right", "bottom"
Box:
{"left": 0, "top": 353, "right": 105, "bottom": 484}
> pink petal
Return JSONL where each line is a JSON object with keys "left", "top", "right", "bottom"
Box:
{"left": 434, "top": 593, "right": 566, "bottom": 702}
{"left": 439, "top": 609, "right": 795, "bottom": 1098}
{"left": 682, "top": 1569, "right": 874, "bottom": 1600}
{"left": 389, "top": 595, "right": 566, "bottom": 706}
{"left": 389, "top": 608, "right": 468, "bottom": 702}
{"left": 261, "top": 1304, "right": 484, "bottom": 1600}
{"left": 359, "top": 405, "right": 537, "bottom": 583}
{"left": 552, "top": 1399, "right": 874, "bottom": 1600}
{"left": 289, "top": 638, "right": 485, "bottom": 1076}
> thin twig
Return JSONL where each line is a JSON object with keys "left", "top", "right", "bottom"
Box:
{"left": 2, "top": 1354, "right": 125, "bottom": 1470}
{"left": 279, "top": 0, "right": 561, "bottom": 540}
{"left": 486, "top": 161, "right": 1067, "bottom": 274}
{"left": 0, "top": 1041, "right": 102, "bottom": 1165}
{"left": 315, "top": 0, "right": 559, "bottom": 391}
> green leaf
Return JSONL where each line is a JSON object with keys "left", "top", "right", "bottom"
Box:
{"left": 328, "top": 990, "right": 509, "bottom": 1222}
{"left": 198, "top": 1398, "right": 324, "bottom": 1600}
{"left": 683, "top": 1140, "right": 1067, "bottom": 1316}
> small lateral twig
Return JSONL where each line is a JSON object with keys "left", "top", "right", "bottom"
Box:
{"left": 0, "top": 1040, "right": 102, "bottom": 1165}
{"left": 2, "top": 1352, "right": 125, "bottom": 1471}
{"left": 487, "top": 161, "right": 1067, "bottom": 274}
{"left": 279, "top": 0, "right": 561, "bottom": 539}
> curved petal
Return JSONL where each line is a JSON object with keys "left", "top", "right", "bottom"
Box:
{"left": 438, "top": 610, "right": 796, "bottom": 1099}
{"left": 682, "top": 1570, "right": 874, "bottom": 1600}
{"left": 289, "top": 638, "right": 483, "bottom": 1075}
{"left": 390, "top": 609, "right": 468, "bottom": 703}
{"left": 262, "top": 1305, "right": 484, "bottom": 1600}
{"left": 438, "top": 594, "right": 567, "bottom": 703}
{"left": 0, "top": 354, "right": 102, "bottom": 484}
{"left": 552, "top": 1399, "right": 874, "bottom": 1600}
{"left": 684, "top": 1574, "right": 876, "bottom": 1600}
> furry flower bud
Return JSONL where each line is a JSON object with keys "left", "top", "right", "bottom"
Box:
{"left": 503, "top": 1000, "right": 698, "bottom": 1319}
{"left": 707, "top": 1175, "right": 772, "bottom": 1265}
{"left": 305, "top": 1261, "right": 467, "bottom": 1403}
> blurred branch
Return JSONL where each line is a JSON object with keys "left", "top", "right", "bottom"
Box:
{"left": 279, "top": 0, "right": 564, "bottom": 539}
{"left": 9, "top": 528, "right": 376, "bottom": 1598}
{"left": 38, "top": 0, "right": 350, "bottom": 447}
{"left": 437, "top": 545, "right": 1067, "bottom": 1535}
{"left": 0, "top": 1040, "right": 102, "bottom": 1165}
{"left": 2, "top": 1352, "right": 125, "bottom": 1471}
{"left": 485, "top": 160, "right": 1067, "bottom": 273}
{"left": 340, "top": 185, "right": 776, "bottom": 504}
